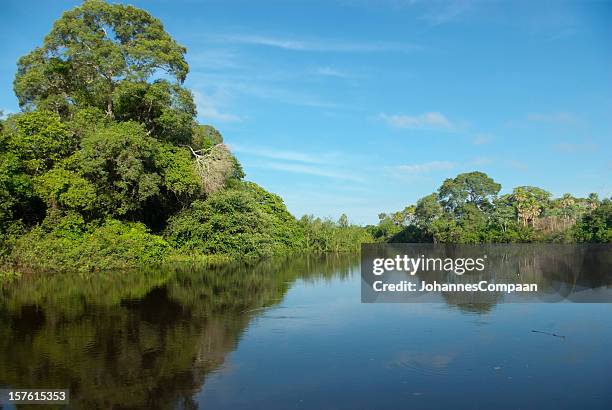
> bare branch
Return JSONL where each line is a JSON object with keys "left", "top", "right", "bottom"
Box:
{"left": 183, "top": 143, "right": 235, "bottom": 195}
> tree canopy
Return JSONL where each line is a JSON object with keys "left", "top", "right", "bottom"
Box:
{"left": 14, "top": 0, "right": 189, "bottom": 119}
{"left": 438, "top": 171, "right": 501, "bottom": 212}
{"left": 371, "top": 171, "right": 610, "bottom": 244}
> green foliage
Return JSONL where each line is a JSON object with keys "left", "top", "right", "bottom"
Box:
{"left": 1, "top": 0, "right": 372, "bottom": 274}
{"left": 511, "top": 186, "right": 551, "bottom": 226}
{"left": 371, "top": 217, "right": 401, "bottom": 239}
{"left": 192, "top": 124, "right": 224, "bottom": 150}
{"left": 35, "top": 167, "right": 97, "bottom": 212}
{"left": 66, "top": 107, "right": 110, "bottom": 139}
{"left": 0, "top": 152, "right": 43, "bottom": 228}
{"left": 156, "top": 144, "right": 201, "bottom": 200}
{"left": 0, "top": 268, "right": 22, "bottom": 284}
{"left": 299, "top": 214, "right": 373, "bottom": 253}
{"left": 380, "top": 171, "right": 608, "bottom": 244}
{"left": 415, "top": 193, "right": 443, "bottom": 227}
{"left": 2, "top": 111, "right": 76, "bottom": 174}
{"left": 10, "top": 214, "right": 169, "bottom": 272}
{"left": 438, "top": 171, "right": 501, "bottom": 212}
{"left": 165, "top": 182, "right": 304, "bottom": 258}
{"left": 113, "top": 80, "right": 196, "bottom": 143}
{"left": 79, "top": 121, "right": 161, "bottom": 216}
{"left": 14, "top": 0, "right": 189, "bottom": 118}
{"left": 573, "top": 200, "right": 612, "bottom": 243}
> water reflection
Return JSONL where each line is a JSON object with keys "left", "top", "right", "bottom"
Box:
{"left": 362, "top": 244, "right": 612, "bottom": 309}
{"left": 1, "top": 253, "right": 611, "bottom": 409}
{"left": 0, "top": 255, "right": 356, "bottom": 409}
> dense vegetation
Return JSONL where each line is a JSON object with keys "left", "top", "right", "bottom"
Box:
{"left": 0, "top": 0, "right": 370, "bottom": 273}
{"left": 0, "top": 1, "right": 608, "bottom": 275}
{"left": 371, "top": 171, "right": 611, "bottom": 244}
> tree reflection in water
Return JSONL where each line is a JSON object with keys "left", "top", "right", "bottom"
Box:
{"left": 0, "top": 254, "right": 355, "bottom": 409}
{"left": 1, "top": 247, "right": 610, "bottom": 408}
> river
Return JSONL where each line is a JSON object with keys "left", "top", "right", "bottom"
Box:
{"left": 1, "top": 254, "right": 611, "bottom": 409}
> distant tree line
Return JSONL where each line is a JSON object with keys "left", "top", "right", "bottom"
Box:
{"left": 369, "top": 171, "right": 610, "bottom": 244}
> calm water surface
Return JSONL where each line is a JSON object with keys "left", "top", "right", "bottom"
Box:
{"left": 1, "top": 255, "right": 611, "bottom": 409}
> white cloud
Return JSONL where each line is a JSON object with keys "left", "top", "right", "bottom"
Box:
{"left": 193, "top": 90, "right": 241, "bottom": 123}
{"left": 378, "top": 112, "right": 455, "bottom": 131}
{"left": 216, "top": 34, "right": 421, "bottom": 53}
{"left": 312, "top": 66, "right": 350, "bottom": 78}
{"left": 188, "top": 49, "right": 241, "bottom": 70}
{"left": 394, "top": 161, "right": 455, "bottom": 174}
{"left": 257, "top": 161, "right": 364, "bottom": 182}
{"left": 199, "top": 105, "right": 241, "bottom": 123}
{"left": 527, "top": 112, "right": 577, "bottom": 125}
{"left": 230, "top": 144, "right": 334, "bottom": 164}
{"left": 420, "top": 0, "right": 474, "bottom": 25}
{"left": 232, "top": 144, "right": 363, "bottom": 182}
{"left": 191, "top": 74, "right": 341, "bottom": 109}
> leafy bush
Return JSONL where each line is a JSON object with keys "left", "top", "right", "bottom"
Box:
{"left": 573, "top": 201, "right": 612, "bottom": 243}
{"left": 11, "top": 214, "right": 169, "bottom": 272}
{"left": 165, "top": 182, "right": 303, "bottom": 258}
{"left": 299, "top": 214, "right": 373, "bottom": 252}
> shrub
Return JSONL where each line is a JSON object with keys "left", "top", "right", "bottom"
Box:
{"left": 165, "top": 182, "right": 303, "bottom": 258}
{"left": 11, "top": 215, "right": 169, "bottom": 272}
{"left": 573, "top": 201, "right": 612, "bottom": 243}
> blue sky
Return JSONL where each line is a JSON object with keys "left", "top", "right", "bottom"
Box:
{"left": 1, "top": 0, "right": 610, "bottom": 224}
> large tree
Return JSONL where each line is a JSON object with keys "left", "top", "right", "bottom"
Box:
{"left": 13, "top": 0, "right": 191, "bottom": 129}
{"left": 438, "top": 171, "right": 501, "bottom": 213}
{"left": 6, "top": 1, "right": 245, "bottom": 229}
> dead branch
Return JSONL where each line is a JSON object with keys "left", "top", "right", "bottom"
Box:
{"left": 183, "top": 143, "right": 234, "bottom": 195}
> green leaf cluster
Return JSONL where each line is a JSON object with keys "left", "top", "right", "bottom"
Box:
{"left": 374, "top": 171, "right": 610, "bottom": 244}
{"left": 166, "top": 182, "right": 304, "bottom": 258}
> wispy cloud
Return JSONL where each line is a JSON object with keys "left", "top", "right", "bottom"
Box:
{"left": 378, "top": 112, "right": 455, "bottom": 131}
{"left": 191, "top": 73, "right": 341, "bottom": 109}
{"left": 233, "top": 144, "right": 363, "bottom": 181}
{"left": 230, "top": 144, "right": 336, "bottom": 164}
{"left": 312, "top": 66, "right": 351, "bottom": 78}
{"left": 527, "top": 112, "right": 578, "bottom": 125}
{"left": 420, "top": 0, "right": 474, "bottom": 25}
{"left": 199, "top": 105, "right": 242, "bottom": 123}
{"left": 546, "top": 27, "right": 579, "bottom": 42}
{"left": 257, "top": 161, "right": 364, "bottom": 182}
{"left": 393, "top": 161, "right": 455, "bottom": 174}
{"left": 215, "top": 34, "right": 421, "bottom": 53}
{"left": 188, "top": 49, "right": 241, "bottom": 70}
{"left": 193, "top": 90, "right": 242, "bottom": 123}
